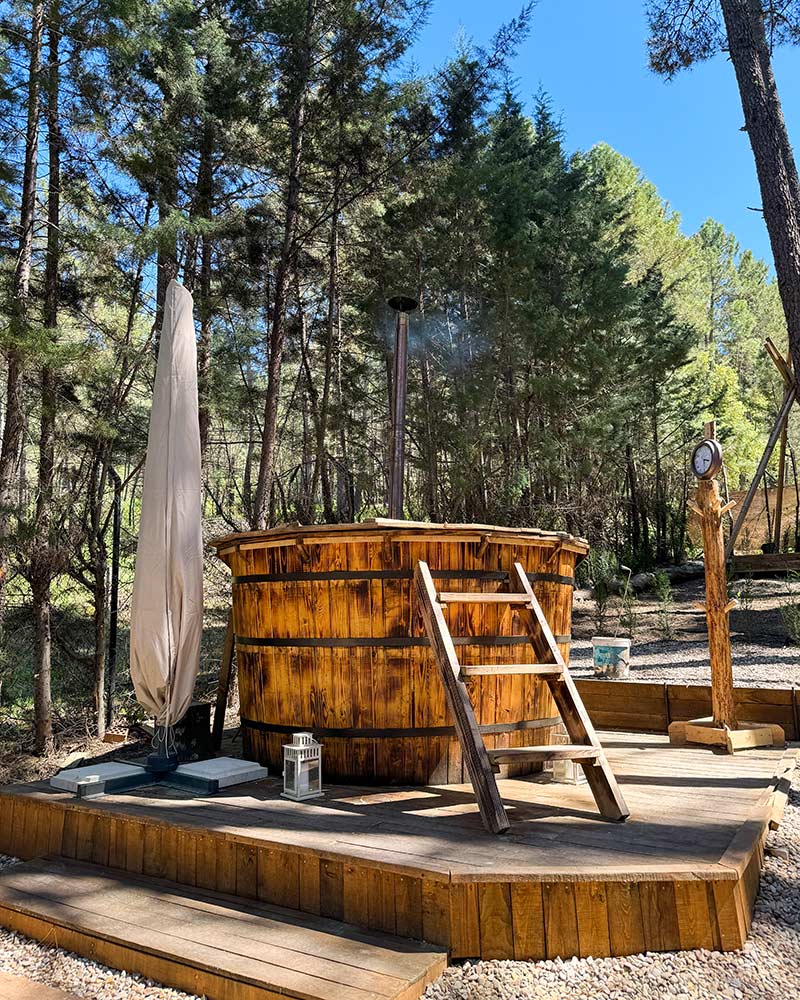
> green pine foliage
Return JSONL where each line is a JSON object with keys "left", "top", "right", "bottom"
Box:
{"left": 0, "top": 0, "right": 792, "bottom": 744}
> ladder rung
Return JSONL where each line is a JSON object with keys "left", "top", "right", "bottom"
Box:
{"left": 438, "top": 592, "right": 532, "bottom": 605}
{"left": 488, "top": 745, "right": 601, "bottom": 763}
{"left": 461, "top": 663, "right": 563, "bottom": 676}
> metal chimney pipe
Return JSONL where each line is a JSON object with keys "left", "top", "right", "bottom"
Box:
{"left": 387, "top": 294, "right": 418, "bottom": 518}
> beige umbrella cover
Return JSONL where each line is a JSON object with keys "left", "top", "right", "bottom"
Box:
{"left": 130, "top": 280, "right": 203, "bottom": 726}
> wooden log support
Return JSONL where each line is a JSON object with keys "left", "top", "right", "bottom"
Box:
{"left": 414, "top": 561, "right": 510, "bottom": 835}
{"left": 678, "top": 447, "right": 776, "bottom": 753}
{"left": 763, "top": 341, "right": 794, "bottom": 552}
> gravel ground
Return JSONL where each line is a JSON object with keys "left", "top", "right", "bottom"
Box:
{"left": 424, "top": 769, "right": 800, "bottom": 1000}
{"left": 569, "top": 576, "right": 800, "bottom": 687}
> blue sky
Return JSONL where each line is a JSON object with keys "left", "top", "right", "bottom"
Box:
{"left": 409, "top": 0, "right": 800, "bottom": 268}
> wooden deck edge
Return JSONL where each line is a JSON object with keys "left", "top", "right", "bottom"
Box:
{"left": 769, "top": 747, "right": 797, "bottom": 831}
{"left": 448, "top": 863, "right": 737, "bottom": 884}
{"left": 0, "top": 788, "right": 457, "bottom": 883}
{"left": 574, "top": 679, "right": 800, "bottom": 741}
{"left": 718, "top": 747, "right": 798, "bottom": 877}
{"left": 709, "top": 747, "right": 798, "bottom": 950}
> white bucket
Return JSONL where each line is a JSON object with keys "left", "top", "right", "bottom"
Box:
{"left": 591, "top": 636, "right": 631, "bottom": 678}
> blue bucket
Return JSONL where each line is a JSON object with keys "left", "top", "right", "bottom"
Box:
{"left": 591, "top": 637, "right": 631, "bottom": 678}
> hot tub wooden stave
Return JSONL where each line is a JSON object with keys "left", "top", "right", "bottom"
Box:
{"left": 213, "top": 522, "right": 587, "bottom": 785}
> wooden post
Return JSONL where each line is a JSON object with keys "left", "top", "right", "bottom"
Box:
{"left": 771, "top": 348, "right": 792, "bottom": 551}
{"left": 773, "top": 426, "right": 787, "bottom": 550}
{"left": 212, "top": 611, "right": 236, "bottom": 751}
{"left": 387, "top": 309, "right": 408, "bottom": 519}
{"left": 386, "top": 295, "right": 417, "bottom": 519}
{"left": 670, "top": 432, "right": 781, "bottom": 752}
{"left": 696, "top": 477, "right": 737, "bottom": 730}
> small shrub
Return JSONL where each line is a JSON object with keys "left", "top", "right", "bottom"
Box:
{"left": 579, "top": 549, "right": 619, "bottom": 635}
{"left": 781, "top": 603, "right": 800, "bottom": 644}
{"left": 729, "top": 573, "right": 754, "bottom": 613}
{"left": 781, "top": 572, "right": 800, "bottom": 644}
{"left": 653, "top": 570, "right": 676, "bottom": 640}
{"left": 619, "top": 589, "right": 639, "bottom": 640}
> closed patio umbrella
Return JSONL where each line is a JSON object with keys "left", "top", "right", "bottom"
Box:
{"left": 130, "top": 279, "right": 203, "bottom": 768}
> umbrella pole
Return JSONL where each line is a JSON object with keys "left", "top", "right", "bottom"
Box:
{"left": 146, "top": 723, "right": 179, "bottom": 775}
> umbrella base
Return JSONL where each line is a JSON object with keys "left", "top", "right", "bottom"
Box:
{"left": 72, "top": 764, "right": 220, "bottom": 799}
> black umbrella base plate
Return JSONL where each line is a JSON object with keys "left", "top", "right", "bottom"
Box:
{"left": 71, "top": 764, "right": 219, "bottom": 799}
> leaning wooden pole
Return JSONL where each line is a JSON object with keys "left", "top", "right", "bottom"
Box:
{"left": 766, "top": 340, "right": 793, "bottom": 552}
{"left": 725, "top": 384, "right": 795, "bottom": 558}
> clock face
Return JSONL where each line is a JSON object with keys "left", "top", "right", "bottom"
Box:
{"left": 691, "top": 439, "right": 722, "bottom": 479}
{"left": 694, "top": 443, "right": 714, "bottom": 475}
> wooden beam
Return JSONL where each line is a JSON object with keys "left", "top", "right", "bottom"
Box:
{"left": 437, "top": 592, "right": 531, "bottom": 605}
{"left": 460, "top": 663, "right": 563, "bottom": 677}
{"left": 765, "top": 337, "right": 793, "bottom": 386}
{"left": 212, "top": 611, "right": 236, "bottom": 751}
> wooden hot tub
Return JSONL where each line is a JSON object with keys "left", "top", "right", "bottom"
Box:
{"left": 211, "top": 519, "right": 588, "bottom": 785}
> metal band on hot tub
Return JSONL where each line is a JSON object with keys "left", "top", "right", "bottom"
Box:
{"left": 231, "top": 568, "right": 575, "bottom": 587}
{"left": 238, "top": 716, "right": 563, "bottom": 739}
{"left": 235, "top": 634, "right": 572, "bottom": 647}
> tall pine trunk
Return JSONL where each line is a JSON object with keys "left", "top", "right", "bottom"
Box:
{"left": 194, "top": 107, "right": 215, "bottom": 458}
{"left": 719, "top": 0, "right": 800, "bottom": 374}
{"left": 0, "top": 0, "right": 44, "bottom": 632}
{"left": 253, "top": 0, "right": 316, "bottom": 529}
{"left": 31, "top": 2, "right": 60, "bottom": 753}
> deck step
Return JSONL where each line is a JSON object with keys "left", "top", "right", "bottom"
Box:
{"left": 487, "top": 745, "right": 601, "bottom": 764}
{"left": 0, "top": 858, "right": 446, "bottom": 1000}
{"left": 460, "top": 663, "right": 562, "bottom": 676}
{"left": 437, "top": 592, "right": 531, "bottom": 605}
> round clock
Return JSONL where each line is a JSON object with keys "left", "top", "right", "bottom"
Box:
{"left": 691, "top": 438, "right": 723, "bottom": 480}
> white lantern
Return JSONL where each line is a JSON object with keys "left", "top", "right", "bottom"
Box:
{"left": 282, "top": 732, "right": 323, "bottom": 800}
{"left": 544, "top": 725, "right": 587, "bottom": 786}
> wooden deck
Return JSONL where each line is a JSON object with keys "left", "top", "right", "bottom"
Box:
{"left": 0, "top": 733, "right": 794, "bottom": 966}
{"left": 730, "top": 551, "right": 800, "bottom": 574}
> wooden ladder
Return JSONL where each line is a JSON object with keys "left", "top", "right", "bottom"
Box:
{"left": 414, "top": 559, "right": 630, "bottom": 834}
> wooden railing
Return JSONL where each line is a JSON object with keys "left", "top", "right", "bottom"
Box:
{"left": 575, "top": 679, "right": 800, "bottom": 741}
